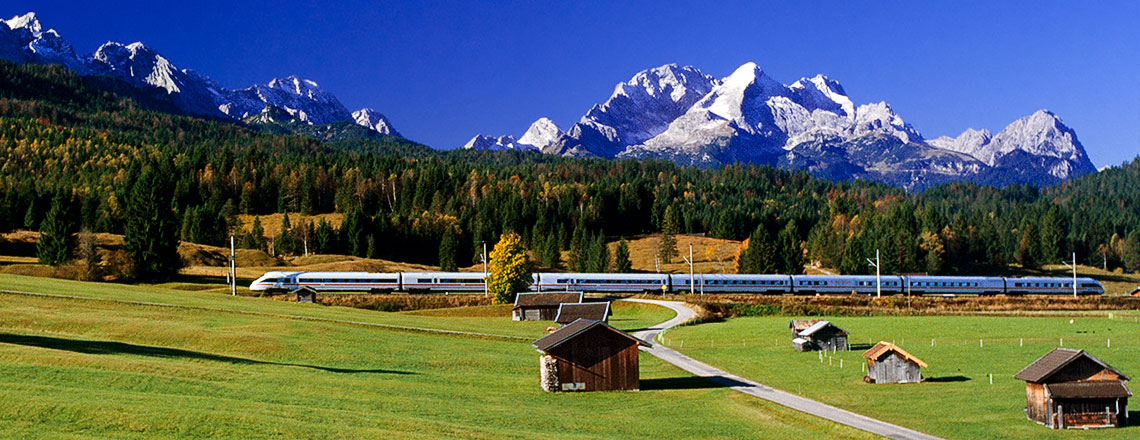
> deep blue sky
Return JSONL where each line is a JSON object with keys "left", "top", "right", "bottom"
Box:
{"left": 12, "top": 1, "right": 1139, "bottom": 167}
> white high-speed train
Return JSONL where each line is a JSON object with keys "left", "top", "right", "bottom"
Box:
{"left": 249, "top": 271, "right": 1105, "bottom": 296}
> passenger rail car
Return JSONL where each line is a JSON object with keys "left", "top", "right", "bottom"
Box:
{"left": 250, "top": 271, "right": 1105, "bottom": 296}
{"left": 534, "top": 273, "right": 669, "bottom": 293}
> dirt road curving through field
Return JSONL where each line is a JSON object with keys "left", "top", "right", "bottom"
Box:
{"left": 621, "top": 298, "right": 944, "bottom": 440}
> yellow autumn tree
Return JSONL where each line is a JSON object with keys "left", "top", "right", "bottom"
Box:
{"left": 486, "top": 231, "right": 534, "bottom": 304}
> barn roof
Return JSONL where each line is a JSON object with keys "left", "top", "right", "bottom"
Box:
{"left": 532, "top": 318, "right": 650, "bottom": 353}
{"left": 789, "top": 319, "right": 822, "bottom": 332}
{"left": 862, "top": 341, "right": 928, "bottom": 368}
{"left": 1014, "top": 348, "right": 1131, "bottom": 383}
{"left": 1045, "top": 382, "right": 1132, "bottom": 399}
{"left": 513, "top": 292, "right": 583, "bottom": 308}
{"left": 799, "top": 320, "right": 848, "bottom": 337}
{"left": 554, "top": 302, "right": 610, "bottom": 324}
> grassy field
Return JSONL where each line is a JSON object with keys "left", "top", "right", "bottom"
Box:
{"left": 662, "top": 314, "right": 1140, "bottom": 439}
{"left": 0, "top": 274, "right": 876, "bottom": 439}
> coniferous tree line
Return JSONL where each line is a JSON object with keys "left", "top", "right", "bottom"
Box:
{"left": 5, "top": 60, "right": 1140, "bottom": 276}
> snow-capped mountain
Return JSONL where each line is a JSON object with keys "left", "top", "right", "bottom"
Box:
{"left": 544, "top": 64, "right": 718, "bottom": 158}
{"left": 494, "top": 62, "right": 1096, "bottom": 188}
{"left": 0, "top": 12, "right": 400, "bottom": 137}
{"left": 517, "top": 118, "right": 562, "bottom": 150}
{"left": 352, "top": 108, "right": 400, "bottom": 136}
{"left": 462, "top": 135, "right": 538, "bottom": 152}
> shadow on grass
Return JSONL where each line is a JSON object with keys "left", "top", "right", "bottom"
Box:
{"left": 641, "top": 375, "right": 749, "bottom": 390}
{"left": 0, "top": 333, "right": 412, "bottom": 375}
{"left": 926, "top": 375, "right": 970, "bottom": 383}
{"left": 849, "top": 343, "right": 874, "bottom": 351}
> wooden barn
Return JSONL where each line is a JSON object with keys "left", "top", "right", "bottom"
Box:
{"left": 862, "top": 341, "right": 927, "bottom": 384}
{"left": 532, "top": 318, "right": 650, "bottom": 392}
{"left": 512, "top": 292, "right": 583, "bottom": 321}
{"left": 294, "top": 286, "right": 317, "bottom": 303}
{"left": 1014, "top": 348, "right": 1131, "bottom": 429}
{"left": 554, "top": 302, "right": 611, "bottom": 325}
{"left": 792, "top": 320, "right": 849, "bottom": 352}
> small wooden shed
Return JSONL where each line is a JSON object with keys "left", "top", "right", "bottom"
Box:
{"left": 532, "top": 318, "right": 650, "bottom": 392}
{"left": 554, "top": 302, "right": 611, "bottom": 325}
{"left": 1014, "top": 348, "right": 1131, "bottom": 429}
{"left": 863, "top": 341, "right": 927, "bottom": 384}
{"left": 793, "top": 320, "right": 849, "bottom": 352}
{"left": 294, "top": 286, "right": 317, "bottom": 303}
{"left": 512, "top": 292, "right": 584, "bottom": 321}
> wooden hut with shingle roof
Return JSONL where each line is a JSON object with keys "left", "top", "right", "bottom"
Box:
{"left": 554, "top": 302, "right": 611, "bottom": 325}
{"left": 862, "top": 341, "right": 927, "bottom": 384}
{"left": 532, "top": 318, "right": 650, "bottom": 392}
{"left": 512, "top": 292, "right": 584, "bottom": 321}
{"left": 793, "top": 320, "right": 849, "bottom": 352}
{"left": 1014, "top": 348, "right": 1131, "bottom": 429}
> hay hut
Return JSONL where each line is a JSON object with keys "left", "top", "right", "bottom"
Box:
{"left": 862, "top": 341, "right": 927, "bottom": 384}
{"left": 532, "top": 318, "right": 650, "bottom": 392}
{"left": 1014, "top": 348, "right": 1131, "bottom": 429}
{"left": 793, "top": 320, "right": 849, "bottom": 352}
{"left": 512, "top": 292, "right": 584, "bottom": 321}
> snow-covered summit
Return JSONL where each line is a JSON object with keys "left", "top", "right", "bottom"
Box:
{"left": 352, "top": 108, "right": 400, "bottom": 136}
{"left": 4, "top": 12, "right": 41, "bottom": 36}
{"left": 462, "top": 134, "right": 538, "bottom": 152}
{"left": 517, "top": 118, "right": 561, "bottom": 149}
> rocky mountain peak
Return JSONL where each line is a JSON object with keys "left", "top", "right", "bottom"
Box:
{"left": 517, "top": 117, "right": 562, "bottom": 149}
{"left": 352, "top": 108, "right": 400, "bottom": 136}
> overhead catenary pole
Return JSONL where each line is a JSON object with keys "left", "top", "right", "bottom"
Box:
{"left": 482, "top": 241, "right": 488, "bottom": 298}
{"left": 1062, "top": 252, "right": 1077, "bottom": 298}
{"left": 229, "top": 234, "right": 237, "bottom": 296}
{"left": 688, "top": 244, "right": 695, "bottom": 295}
{"left": 867, "top": 249, "right": 881, "bottom": 298}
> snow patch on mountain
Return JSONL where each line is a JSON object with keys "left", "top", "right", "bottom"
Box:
{"left": 463, "top": 135, "right": 538, "bottom": 152}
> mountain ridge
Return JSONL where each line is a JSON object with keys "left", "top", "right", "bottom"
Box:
{"left": 0, "top": 11, "right": 400, "bottom": 138}
{"left": 496, "top": 62, "right": 1096, "bottom": 189}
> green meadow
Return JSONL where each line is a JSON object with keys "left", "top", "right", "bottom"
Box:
{"left": 662, "top": 314, "right": 1140, "bottom": 439}
{"left": 0, "top": 274, "right": 874, "bottom": 439}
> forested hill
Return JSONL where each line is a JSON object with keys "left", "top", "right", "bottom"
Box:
{"left": 2, "top": 60, "right": 1138, "bottom": 275}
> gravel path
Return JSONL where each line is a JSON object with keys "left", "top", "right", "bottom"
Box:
{"left": 621, "top": 298, "right": 944, "bottom": 440}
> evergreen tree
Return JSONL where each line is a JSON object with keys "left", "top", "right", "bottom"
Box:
{"left": 37, "top": 192, "right": 77, "bottom": 266}
{"left": 486, "top": 231, "right": 534, "bottom": 304}
{"left": 314, "top": 218, "right": 334, "bottom": 253}
{"left": 568, "top": 218, "right": 589, "bottom": 272}
{"left": 439, "top": 227, "right": 458, "bottom": 271}
{"left": 276, "top": 212, "right": 295, "bottom": 255}
{"left": 658, "top": 204, "right": 680, "bottom": 264}
{"left": 613, "top": 237, "right": 632, "bottom": 273}
{"left": 1039, "top": 206, "right": 1064, "bottom": 263}
{"left": 23, "top": 198, "right": 38, "bottom": 230}
{"left": 1015, "top": 217, "right": 1041, "bottom": 269}
{"left": 122, "top": 167, "right": 181, "bottom": 281}
{"left": 1123, "top": 230, "right": 1140, "bottom": 273}
{"left": 241, "top": 216, "right": 267, "bottom": 251}
{"left": 540, "top": 232, "right": 561, "bottom": 269}
{"left": 777, "top": 221, "right": 802, "bottom": 274}
{"left": 736, "top": 225, "right": 776, "bottom": 274}
{"left": 585, "top": 231, "right": 610, "bottom": 272}
{"left": 341, "top": 206, "right": 369, "bottom": 257}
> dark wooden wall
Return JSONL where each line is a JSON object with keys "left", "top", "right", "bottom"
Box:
{"left": 549, "top": 326, "right": 639, "bottom": 391}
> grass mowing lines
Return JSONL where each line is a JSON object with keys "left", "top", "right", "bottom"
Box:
{"left": 664, "top": 314, "right": 1140, "bottom": 439}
